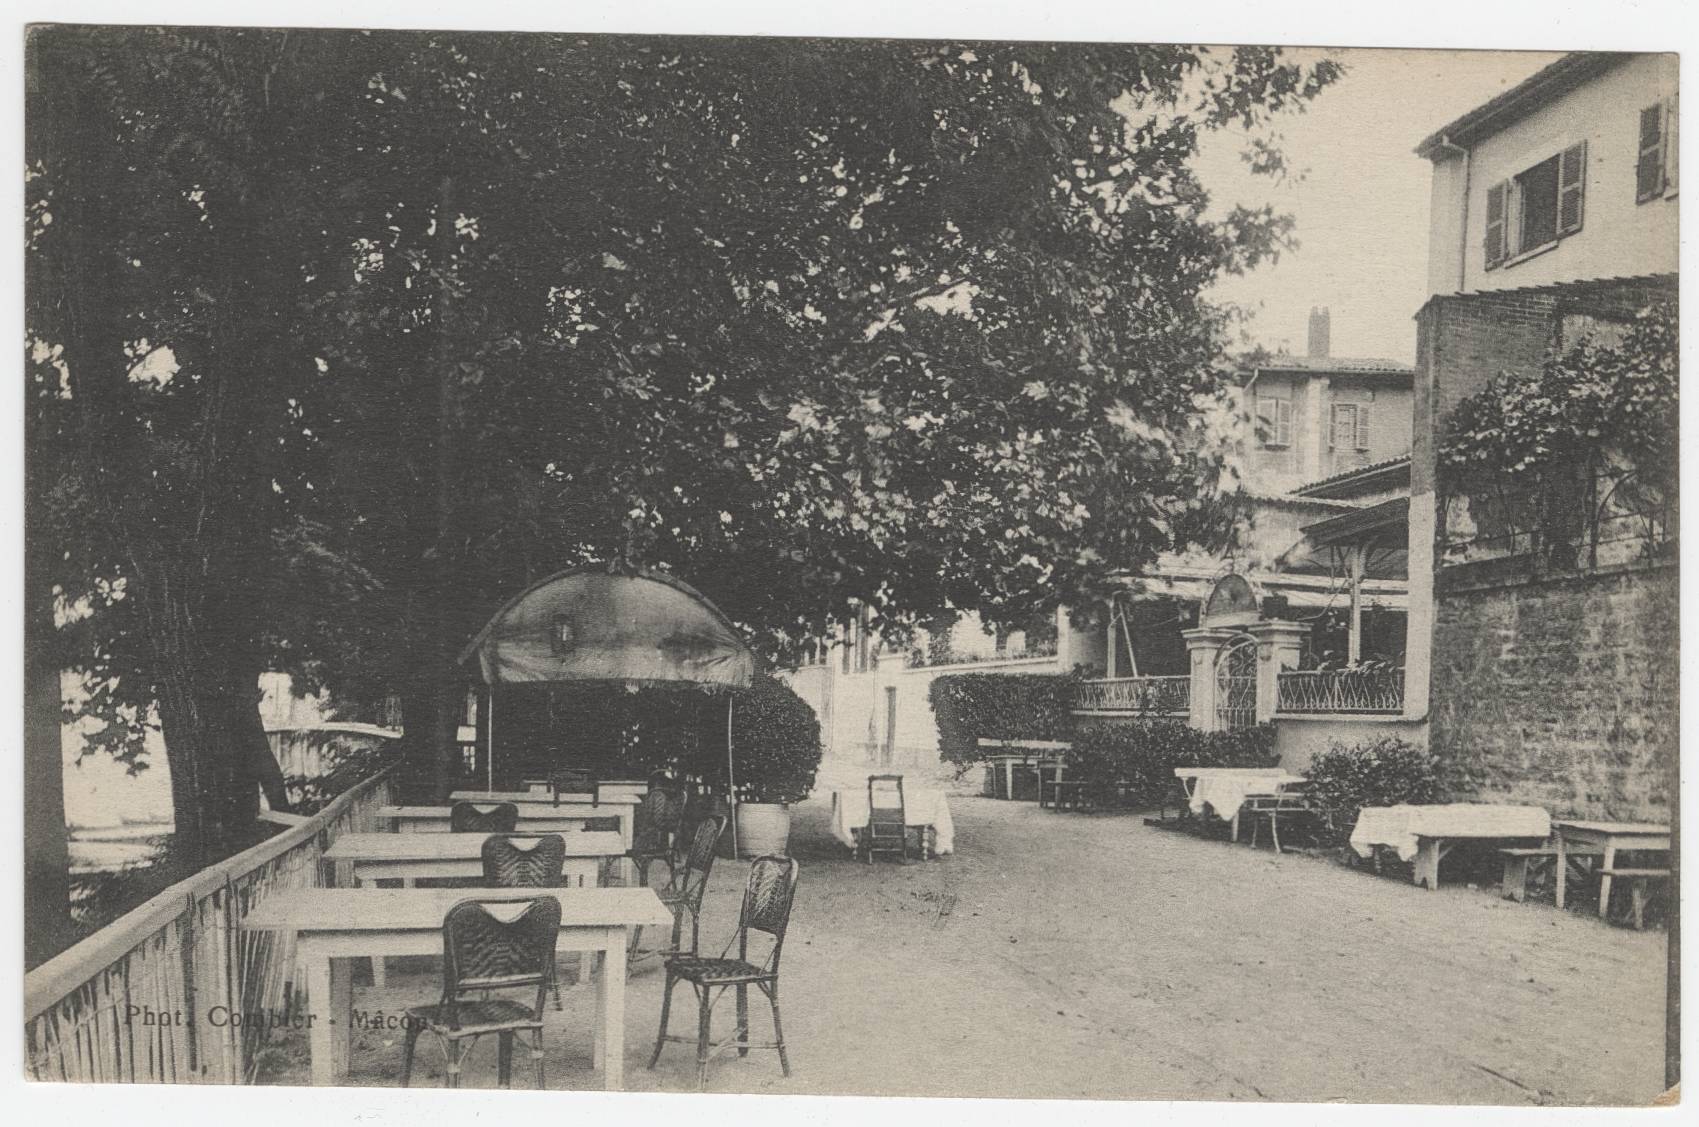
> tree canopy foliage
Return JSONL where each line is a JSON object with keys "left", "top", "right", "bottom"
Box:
{"left": 26, "top": 27, "right": 1340, "bottom": 860}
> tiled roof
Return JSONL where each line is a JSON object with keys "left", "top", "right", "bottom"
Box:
{"left": 1426, "top": 272, "right": 1678, "bottom": 304}
{"left": 1414, "top": 53, "right": 1625, "bottom": 158}
{"left": 1290, "top": 456, "right": 1411, "bottom": 499}
{"left": 1253, "top": 355, "right": 1414, "bottom": 375}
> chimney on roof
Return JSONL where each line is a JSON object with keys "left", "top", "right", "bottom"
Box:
{"left": 1307, "top": 307, "right": 1331, "bottom": 360}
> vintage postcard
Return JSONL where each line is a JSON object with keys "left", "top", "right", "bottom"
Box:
{"left": 18, "top": 9, "right": 1680, "bottom": 1115}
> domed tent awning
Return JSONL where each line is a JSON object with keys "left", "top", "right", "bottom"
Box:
{"left": 458, "top": 566, "right": 756, "bottom": 688}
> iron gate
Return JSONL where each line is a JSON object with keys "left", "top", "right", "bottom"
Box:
{"left": 1214, "top": 634, "right": 1258, "bottom": 731}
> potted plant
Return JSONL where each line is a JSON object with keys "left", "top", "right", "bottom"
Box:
{"left": 718, "top": 674, "right": 822, "bottom": 858}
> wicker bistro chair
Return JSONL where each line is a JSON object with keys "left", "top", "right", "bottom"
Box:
{"left": 480, "top": 834, "right": 569, "bottom": 1009}
{"left": 653, "top": 814, "right": 728, "bottom": 956}
{"left": 401, "top": 896, "right": 561, "bottom": 1089}
{"left": 480, "top": 834, "right": 568, "bottom": 888}
{"left": 628, "top": 783, "right": 689, "bottom": 888}
{"left": 860, "top": 775, "right": 909, "bottom": 863}
{"left": 450, "top": 801, "right": 520, "bottom": 834}
{"left": 649, "top": 855, "right": 799, "bottom": 1090}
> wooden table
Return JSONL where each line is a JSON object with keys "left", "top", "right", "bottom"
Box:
{"left": 977, "top": 739, "right": 1070, "bottom": 802}
{"left": 1349, "top": 804, "right": 1551, "bottom": 890}
{"left": 1553, "top": 820, "right": 1672, "bottom": 915}
{"left": 1172, "top": 768, "right": 1304, "bottom": 841}
{"left": 326, "top": 831, "right": 626, "bottom": 888}
{"left": 449, "top": 789, "right": 639, "bottom": 805}
{"left": 324, "top": 831, "right": 628, "bottom": 988}
{"left": 243, "top": 887, "right": 673, "bottom": 1090}
{"left": 377, "top": 803, "right": 636, "bottom": 851}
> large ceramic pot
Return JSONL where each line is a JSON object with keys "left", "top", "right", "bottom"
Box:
{"left": 735, "top": 801, "right": 793, "bottom": 858}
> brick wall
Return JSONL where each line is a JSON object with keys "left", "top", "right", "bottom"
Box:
{"left": 1416, "top": 275, "right": 1679, "bottom": 822}
{"left": 1430, "top": 561, "right": 1676, "bottom": 820}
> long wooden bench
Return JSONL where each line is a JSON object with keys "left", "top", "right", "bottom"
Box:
{"left": 1598, "top": 867, "right": 1672, "bottom": 930}
{"left": 1499, "top": 845, "right": 1602, "bottom": 903}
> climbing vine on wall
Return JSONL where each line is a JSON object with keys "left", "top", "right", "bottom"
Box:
{"left": 1437, "top": 300, "right": 1677, "bottom": 568}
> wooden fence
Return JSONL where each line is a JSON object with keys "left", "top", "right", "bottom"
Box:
{"left": 24, "top": 768, "right": 395, "bottom": 1084}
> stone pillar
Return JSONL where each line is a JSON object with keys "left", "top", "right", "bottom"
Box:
{"left": 1182, "top": 626, "right": 1240, "bottom": 732}
{"left": 1404, "top": 494, "right": 1435, "bottom": 721}
{"left": 1245, "top": 620, "right": 1310, "bottom": 724}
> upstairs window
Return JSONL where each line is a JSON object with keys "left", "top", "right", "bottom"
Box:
{"left": 1485, "top": 142, "right": 1586, "bottom": 269}
{"left": 1256, "top": 396, "right": 1292, "bottom": 447}
{"left": 1328, "top": 403, "right": 1372, "bottom": 453}
{"left": 1638, "top": 96, "right": 1679, "bottom": 202}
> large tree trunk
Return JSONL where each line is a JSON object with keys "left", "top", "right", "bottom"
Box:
{"left": 396, "top": 173, "right": 469, "bottom": 805}
{"left": 133, "top": 560, "right": 270, "bottom": 870}
{"left": 24, "top": 575, "right": 73, "bottom": 969}
{"left": 400, "top": 671, "right": 462, "bottom": 803}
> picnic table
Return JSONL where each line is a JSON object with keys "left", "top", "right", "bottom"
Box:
{"left": 242, "top": 886, "right": 673, "bottom": 1090}
{"left": 1553, "top": 820, "right": 1672, "bottom": 917}
{"left": 1350, "top": 804, "right": 1551, "bottom": 890}
{"left": 829, "top": 784, "right": 955, "bottom": 857}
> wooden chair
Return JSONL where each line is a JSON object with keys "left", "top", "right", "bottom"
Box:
{"left": 649, "top": 855, "right": 798, "bottom": 1090}
{"left": 860, "top": 775, "right": 908, "bottom": 863}
{"left": 401, "top": 896, "right": 560, "bottom": 1089}
{"left": 450, "top": 801, "right": 519, "bottom": 834}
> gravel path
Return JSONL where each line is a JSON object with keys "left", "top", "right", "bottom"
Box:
{"left": 263, "top": 774, "right": 1669, "bottom": 1104}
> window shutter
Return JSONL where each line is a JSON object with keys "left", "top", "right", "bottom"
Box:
{"left": 1558, "top": 141, "right": 1586, "bottom": 235}
{"left": 1257, "top": 397, "right": 1292, "bottom": 446}
{"left": 1484, "top": 181, "right": 1507, "bottom": 267}
{"left": 1637, "top": 104, "right": 1666, "bottom": 202}
{"left": 1355, "top": 404, "right": 1372, "bottom": 452}
{"left": 1330, "top": 404, "right": 1357, "bottom": 452}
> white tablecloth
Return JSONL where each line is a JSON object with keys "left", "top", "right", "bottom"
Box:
{"left": 829, "top": 787, "right": 955, "bottom": 855}
{"left": 1187, "top": 771, "right": 1301, "bottom": 818}
{"left": 1349, "top": 804, "right": 1551, "bottom": 861}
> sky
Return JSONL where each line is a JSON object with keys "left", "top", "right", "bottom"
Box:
{"left": 1192, "top": 47, "right": 1565, "bottom": 364}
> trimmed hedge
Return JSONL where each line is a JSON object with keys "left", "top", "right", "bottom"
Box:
{"left": 929, "top": 672, "right": 1078, "bottom": 767}
{"left": 1303, "top": 736, "right": 1441, "bottom": 844}
{"left": 1066, "top": 721, "right": 1279, "bottom": 806}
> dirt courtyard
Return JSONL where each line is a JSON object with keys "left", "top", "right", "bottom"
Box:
{"left": 266, "top": 765, "right": 1671, "bottom": 1105}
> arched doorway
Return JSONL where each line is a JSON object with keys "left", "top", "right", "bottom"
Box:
{"left": 1214, "top": 633, "right": 1258, "bottom": 731}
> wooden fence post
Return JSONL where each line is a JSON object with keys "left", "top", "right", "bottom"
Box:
{"left": 223, "top": 874, "right": 241, "bottom": 1082}
{"left": 178, "top": 893, "right": 201, "bottom": 1080}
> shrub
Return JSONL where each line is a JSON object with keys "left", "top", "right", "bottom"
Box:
{"left": 1067, "top": 721, "right": 1278, "bottom": 806}
{"left": 704, "top": 674, "right": 823, "bottom": 805}
{"left": 929, "top": 672, "right": 1078, "bottom": 768}
{"left": 1304, "top": 736, "right": 1442, "bottom": 844}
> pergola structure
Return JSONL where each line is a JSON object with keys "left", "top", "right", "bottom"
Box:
{"left": 1293, "top": 497, "right": 1410, "bottom": 664}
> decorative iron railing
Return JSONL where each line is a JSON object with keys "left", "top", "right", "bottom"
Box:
{"left": 1276, "top": 667, "right": 1405, "bottom": 714}
{"left": 24, "top": 767, "right": 395, "bottom": 1084}
{"left": 1073, "top": 675, "right": 1191, "bottom": 715}
{"left": 1441, "top": 469, "right": 1676, "bottom": 572}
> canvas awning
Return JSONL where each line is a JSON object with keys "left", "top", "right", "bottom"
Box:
{"left": 458, "top": 566, "right": 756, "bottom": 688}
